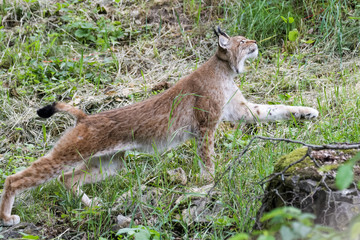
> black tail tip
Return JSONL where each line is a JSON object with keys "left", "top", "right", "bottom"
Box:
{"left": 37, "top": 102, "right": 57, "bottom": 118}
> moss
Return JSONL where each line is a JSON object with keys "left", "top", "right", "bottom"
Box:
{"left": 275, "top": 148, "right": 360, "bottom": 176}
{"left": 341, "top": 149, "right": 359, "bottom": 156}
{"left": 274, "top": 147, "right": 313, "bottom": 173}
{"left": 319, "top": 164, "right": 339, "bottom": 172}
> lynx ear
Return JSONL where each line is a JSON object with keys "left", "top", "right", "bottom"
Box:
{"left": 214, "top": 26, "right": 230, "bottom": 38}
{"left": 215, "top": 26, "right": 230, "bottom": 49}
{"left": 218, "top": 35, "right": 230, "bottom": 49}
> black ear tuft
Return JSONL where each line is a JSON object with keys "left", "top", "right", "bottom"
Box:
{"left": 217, "top": 26, "right": 229, "bottom": 38}
{"left": 37, "top": 102, "right": 57, "bottom": 118}
{"left": 213, "top": 26, "right": 219, "bottom": 37}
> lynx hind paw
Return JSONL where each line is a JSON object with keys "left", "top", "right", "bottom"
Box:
{"left": 2, "top": 215, "right": 20, "bottom": 226}
{"left": 87, "top": 197, "right": 102, "bottom": 207}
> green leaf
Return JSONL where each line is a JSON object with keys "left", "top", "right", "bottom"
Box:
{"left": 335, "top": 163, "right": 354, "bottom": 190}
{"left": 297, "top": 212, "right": 316, "bottom": 224}
{"left": 149, "top": 229, "right": 161, "bottom": 240}
{"left": 335, "top": 151, "right": 360, "bottom": 190}
{"left": 117, "top": 226, "right": 151, "bottom": 240}
{"left": 349, "top": 17, "right": 360, "bottom": 20}
{"left": 81, "top": 22, "right": 95, "bottom": 29}
{"left": 215, "top": 216, "right": 234, "bottom": 226}
{"left": 278, "top": 93, "right": 291, "bottom": 101}
{"left": 280, "top": 16, "right": 287, "bottom": 23}
{"left": 229, "top": 233, "right": 249, "bottom": 240}
{"left": 21, "top": 234, "right": 39, "bottom": 240}
{"left": 116, "top": 227, "right": 135, "bottom": 235}
{"left": 261, "top": 207, "right": 301, "bottom": 222}
{"left": 291, "top": 222, "right": 312, "bottom": 238}
{"left": 74, "top": 29, "right": 90, "bottom": 38}
{"left": 304, "top": 39, "right": 315, "bottom": 44}
{"left": 96, "top": 38, "right": 106, "bottom": 46}
{"left": 257, "top": 235, "right": 275, "bottom": 240}
{"left": 261, "top": 208, "right": 285, "bottom": 222}
{"left": 134, "top": 228, "right": 151, "bottom": 240}
{"left": 288, "top": 29, "right": 299, "bottom": 42}
{"left": 112, "top": 21, "right": 122, "bottom": 26}
{"left": 280, "top": 226, "right": 295, "bottom": 240}
{"left": 350, "top": 222, "right": 360, "bottom": 240}
{"left": 350, "top": 151, "right": 360, "bottom": 163}
{"left": 288, "top": 17, "right": 294, "bottom": 24}
{"left": 88, "top": 35, "right": 96, "bottom": 42}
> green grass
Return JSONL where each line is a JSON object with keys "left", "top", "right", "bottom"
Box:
{"left": 0, "top": 0, "right": 359, "bottom": 239}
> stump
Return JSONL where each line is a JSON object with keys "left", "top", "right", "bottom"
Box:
{"left": 255, "top": 148, "right": 360, "bottom": 230}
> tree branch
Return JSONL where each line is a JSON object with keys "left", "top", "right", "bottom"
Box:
{"left": 208, "top": 135, "right": 360, "bottom": 195}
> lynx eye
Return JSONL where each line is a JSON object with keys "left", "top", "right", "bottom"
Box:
{"left": 240, "top": 40, "right": 245, "bottom": 44}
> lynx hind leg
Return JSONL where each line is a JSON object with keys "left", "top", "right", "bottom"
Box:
{"left": 0, "top": 155, "right": 64, "bottom": 226}
{"left": 59, "top": 152, "right": 124, "bottom": 207}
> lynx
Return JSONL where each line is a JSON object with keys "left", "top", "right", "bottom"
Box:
{"left": 0, "top": 27, "right": 318, "bottom": 226}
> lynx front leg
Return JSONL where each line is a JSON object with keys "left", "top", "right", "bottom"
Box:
{"left": 194, "top": 98, "right": 222, "bottom": 179}
{"left": 222, "top": 90, "right": 318, "bottom": 123}
{"left": 223, "top": 101, "right": 318, "bottom": 123}
{"left": 59, "top": 153, "right": 124, "bottom": 207}
{"left": 197, "top": 128, "right": 216, "bottom": 178}
{"left": 245, "top": 103, "right": 319, "bottom": 122}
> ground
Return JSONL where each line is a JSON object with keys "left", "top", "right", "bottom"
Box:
{"left": 0, "top": 0, "right": 359, "bottom": 239}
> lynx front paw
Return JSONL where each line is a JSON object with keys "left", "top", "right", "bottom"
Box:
{"left": 302, "top": 107, "right": 319, "bottom": 119}
{"left": 292, "top": 107, "right": 319, "bottom": 120}
{"left": 199, "top": 166, "right": 215, "bottom": 183}
{"left": 2, "top": 214, "right": 20, "bottom": 226}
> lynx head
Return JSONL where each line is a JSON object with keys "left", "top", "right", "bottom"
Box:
{"left": 214, "top": 27, "right": 258, "bottom": 74}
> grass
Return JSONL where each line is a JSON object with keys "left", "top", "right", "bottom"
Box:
{"left": 0, "top": 0, "right": 359, "bottom": 239}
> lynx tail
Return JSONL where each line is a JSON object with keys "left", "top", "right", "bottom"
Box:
{"left": 37, "top": 102, "right": 87, "bottom": 120}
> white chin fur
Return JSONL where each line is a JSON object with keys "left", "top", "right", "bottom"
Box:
{"left": 234, "top": 46, "right": 258, "bottom": 74}
{"left": 248, "top": 48, "right": 259, "bottom": 59}
{"left": 235, "top": 59, "right": 245, "bottom": 74}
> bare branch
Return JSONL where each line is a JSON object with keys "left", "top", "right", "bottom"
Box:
{"left": 208, "top": 135, "right": 360, "bottom": 195}
{"left": 253, "top": 136, "right": 360, "bottom": 150}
